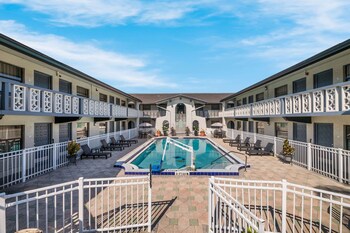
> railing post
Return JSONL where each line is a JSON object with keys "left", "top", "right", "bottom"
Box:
{"left": 208, "top": 177, "right": 213, "bottom": 233}
{"left": 78, "top": 177, "right": 84, "bottom": 233}
{"left": 273, "top": 137, "right": 277, "bottom": 156}
{"left": 53, "top": 143, "right": 57, "bottom": 170}
{"left": 148, "top": 170, "right": 152, "bottom": 232}
{"left": 258, "top": 220, "right": 265, "bottom": 233}
{"left": 338, "top": 148, "right": 343, "bottom": 183}
{"left": 281, "top": 179, "right": 287, "bottom": 233}
{"left": 87, "top": 137, "right": 90, "bottom": 147}
{"left": 22, "top": 149, "right": 26, "bottom": 183}
{"left": 307, "top": 143, "right": 312, "bottom": 170}
{"left": 128, "top": 129, "right": 131, "bottom": 139}
{"left": 253, "top": 132, "right": 257, "bottom": 143}
{"left": 0, "top": 193, "right": 6, "bottom": 233}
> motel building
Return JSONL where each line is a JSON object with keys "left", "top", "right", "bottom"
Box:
{"left": 0, "top": 33, "right": 350, "bottom": 233}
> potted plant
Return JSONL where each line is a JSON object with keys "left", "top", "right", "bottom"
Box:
{"left": 67, "top": 140, "right": 80, "bottom": 165}
{"left": 185, "top": 127, "right": 190, "bottom": 136}
{"left": 162, "top": 125, "right": 168, "bottom": 136}
{"left": 199, "top": 129, "right": 206, "bottom": 136}
{"left": 282, "top": 139, "right": 295, "bottom": 163}
{"left": 193, "top": 126, "right": 199, "bottom": 136}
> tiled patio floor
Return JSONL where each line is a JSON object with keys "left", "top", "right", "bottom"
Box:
{"left": 3, "top": 137, "right": 350, "bottom": 233}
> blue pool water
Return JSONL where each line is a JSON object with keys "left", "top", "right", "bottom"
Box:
{"left": 131, "top": 138, "right": 235, "bottom": 170}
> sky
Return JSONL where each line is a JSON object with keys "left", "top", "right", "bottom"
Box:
{"left": 0, "top": 1, "right": 350, "bottom": 94}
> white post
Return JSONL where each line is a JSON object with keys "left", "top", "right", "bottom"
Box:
{"left": 87, "top": 137, "right": 90, "bottom": 147}
{"left": 231, "top": 129, "right": 234, "bottom": 139}
{"left": 338, "top": 148, "right": 343, "bottom": 183}
{"left": 53, "top": 143, "right": 57, "bottom": 170}
{"left": 148, "top": 175, "right": 152, "bottom": 232}
{"left": 307, "top": 143, "right": 312, "bottom": 170}
{"left": 281, "top": 179, "right": 287, "bottom": 233}
{"left": 208, "top": 178, "right": 213, "bottom": 233}
{"left": 0, "top": 193, "right": 6, "bottom": 233}
{"left": 273, "top": 137, "right": 277, "bottom": 156}
{"left": 78, "top": 177, "right": 84, "bottom": 233}
{"left": 128, "top": 129, "right": 131, "bottom": 139}
{"left": 253, "top": 132, "right": 257, "bottom": 143}
{"left": 258, "top": 220, "right": 265, "bottom": 233}
{"left": 22, "top": 149, "right": 26, "bottom": 183}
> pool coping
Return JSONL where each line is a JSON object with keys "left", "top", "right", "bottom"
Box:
{"left": 114, "top": 136, "right": 250, "bottom": 176}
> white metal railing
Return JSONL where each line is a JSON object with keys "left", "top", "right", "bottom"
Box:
{"left": 224, "top": 81, "right": 350, "bottom": 118}
{"left": 142, "top": 110, "right": 160, "bottom": 118}
{"left": 0, "top": 128, "right": 139, "bottom": 190}
{"left": 211, "top": 177, "right": 350, "bottom": 233}
{"left": 208, "top": 177, "right": 265, "bottom": 233}
{"left": 226, "top": 129, "right": 350, "bottom": 184}
{"left": 0, "top": 176, "right": 152, "bottom": 233}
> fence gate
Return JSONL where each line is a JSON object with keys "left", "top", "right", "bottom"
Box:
{"left": 0, "top": 176, "right": 152, "bottom": 233}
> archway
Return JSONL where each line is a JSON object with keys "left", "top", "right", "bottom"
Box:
{"left": 128, "top": 121, "right": 135, "bottom": 129}
{"left": 227, "top": 121, "right": 235, "bottom": 129}
{"left": 175, "top": 103, "right": 186, "bottom": 132}
{"left": 192, "top": 120, "right": 199, "bottom": 131}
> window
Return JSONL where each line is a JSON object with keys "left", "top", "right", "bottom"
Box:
{"left": 121, "top": 121, "right": 126, "bottom": 130}
{"left": 121, "top": 100, "right": 126, "bottom": 106}
{"left": 275, "top": 122, "right": 288, "bottom": 139}
{"left": 0, "top": 125, "right": 23, "bottom": 153}
{"left": 59, "top": 79, "right": 72, "bottom": 94}
{"left": 0, "top": 61, "right": 23, "bottom": 82}
{"left": 242, "top": 121, "right": 247, "bottom": 132}
{"left": 255, "top": 92, "right": 264, "bottom": 102}
{"left": 314, "top": 123, "right": 333, "bottom": 147}
{"left": 314, "top": 69, "right": 333, "bottom": 88}
{"left": 99, "top": 122, "right": 107, "bottom": 135}
{"left": 34, "top": 71, "right": 52, "bottom": 89}
{"left": 99, "top": 93, "right": 107, "bottom": 102}
{"left": 128, "top": 121, "right": 136, "bottom": 129}
{"left": 142, "top": 104, "right": 151, "bottom": 110}
{"left": 344, "top": 125, "right": 350, "bottom": 150}
{"left": 237, "top": 121, "right": 242, "bottom": 130}
{"left": 293, "top": 78, "right": 306, "bottom": 93}
{"left": 77, "top": 122, "right": 89, "bottom": 139}
{"left": 344, "top": 64, "right": 350, "bottom": 81}
{"left": 274, "top": 85, "right": 288, "bottom": 97}
{"left": 256, "top": 122, "right": 264, "bottom": 134}
{"left": 293, "top": 123, "right": 306, "bottom": 142}
{"left": 248, "top": 95, "right": 254, "bottom": 104}
{"left": 226, "top": 101, "right": 235, "bottom": 108}
{"left": 236, "top": 100, "right": 242, "bottom": 106}
{"left": 109, "top": 96, "right": 115, "bottom": 104}
{"left": 242, "top": 98, "right": 247, "bottom": 105}
{"left": 227, "top": 121, "right": 235, "bottom": 129}
{"left": 59, "top": 123, "right": 72, "bottom": 142}
{"left": 109, "top": 121, "right": 115, "bottom": 133}
{"left": 77, "top": 86, "right": 89, "bottom": 98}
{"left": 115, "top": 98, "right": 120, "bottom": 105}
{"left": 211, "top": 104, "right": 220, "bottom": 110}
{"left": 248, "top": 121, "right": 254, "bottom": 133}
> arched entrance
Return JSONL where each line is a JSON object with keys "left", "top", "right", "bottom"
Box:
{"left": 128, "top": 121, "right": 135, "bottom": 129}
{"left": 175, "top": 103, "right": 186, "bottom": 132}
{"left": 227, "top": 121, "right": 235, "bottom": 129}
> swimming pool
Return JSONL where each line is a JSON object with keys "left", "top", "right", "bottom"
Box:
{"left": 131, "top": 138, "right": 235, "bottom": 170}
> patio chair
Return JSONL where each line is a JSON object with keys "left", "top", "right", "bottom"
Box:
{"left": 223, "top": 135, "right": 240, "bottom": 144}
{"left": 100, "top": 139, "right": 124, "bottom": 151}
{"left": 236, "top": 137, "right": 251, "bottom": 150}
{"left": 242, "top": 140, "right": 263, "bottom": 152}
{"left": 110, "top": 136, "right": 131, "bottom": 147}
{"left": 120, "top": 135, "right": 138, "bottom": 144}
{"left": 246, "top": 143, "right": 274, "bottom": 156}
{"left": 230, "top": 136, "right": 249, "bottom": 147}
{"left": 81, "top": 144, "right": 111, "bottom": 159}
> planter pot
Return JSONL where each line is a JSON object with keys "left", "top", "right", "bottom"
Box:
{"left": 194, "top": 131, "right": 198, "bottom": 136}
{"left": 163, "top": 131, "right": 168, "bottom": 136}
{"left": 67, "top": 155, "right": 77, "bottom": 166}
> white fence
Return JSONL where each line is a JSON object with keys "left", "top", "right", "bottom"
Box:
{"left": 224, "top": 129, "right": 350, "bottom": 184}
{"left": 210, "top": 177, "right": 350, "bottom": 233}
{"left": 0, "top": 128, "right": 139, "bottom": 190}
{"left": 0, "top": 176, "right": 152, "bottom": 233}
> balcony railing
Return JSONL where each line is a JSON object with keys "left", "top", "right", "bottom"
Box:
{"left": 224, "top": 81, "right": 350, "bottom": 118}
{"left": 196, "top": 110, "right": 221, "bottom": 118}
{"left": 0, "top": 79, "right": 138, "bottom": 118}
{"left": 142, "top": 110, "right": 160, "bottom": 118}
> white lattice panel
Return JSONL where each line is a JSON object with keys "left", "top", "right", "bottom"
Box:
{"left": 341, "top": 85, "right": 350, "bottom": 111}
{"left": 285, "top": 97, "right": 292, "bottom": 114}
{"left": 99, "top": 102, "right": 104, "bottom": 115}
{"left": 104, "top": 103, "right": 108, "bottom": 116}
{"left": 72, "top": 97, "right": 79, "bottom": 114}
{"left": 64, "top": 96, "right": 72, "bottom": 114}
{"left": 275, "top": 99, "right": 281, "bottom": 114}
{"left": 95, "top": 101, "right": 99, "bottom": 115}
{"left": 302, "top": 93, "right": 311, "bottom": 113}
{"left": 264, "top": 102, "right": 269, "bottom": 115}
{"left": 325, "top": 87, "right": 339, "bottom": 112}
{"left": 12, "top": 84, "right": 26, "bottom": 111}
{"left": 312, "top": 90, "right": 324, "bottom": 112}
{"left": 42, "top": 91, "right": 53, "bottom": 113}
{"left": 29, "top": 88, "right": 40, "bottom": 112}
{"left": 89, "top": 100, "right": 94, "bottom": 115}
{"left": 83, "top": 99, "right": 89, "bottom": 115}
{"left": 293, "top": 95, "right": 301, "bottom": 114}
{"left": 269, "top": 101, "right": 275, "bottom": 115}
{"left": 54, "top": 93, "right": 63, "bottom": 113}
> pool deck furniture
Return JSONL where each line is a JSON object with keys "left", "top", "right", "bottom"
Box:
{"left": 120, "top": 135, "right": 138, "bottom": 144}
{"left": 110, "top": 136, "right": 131, "bottom": 147}
{"left": 278, "top": 152, "right": 294, "bottom": 164}
{"left": 100, "top": 139, "right": 124, "bottom": 151}
{"left": 246, "top": 143, "right": 274, "bottom": 156}
{"left": 230, "top": 136, "right": 250, "bottom": 147}
{"left": 223, "top": 135, "right": 240, "bottom": 144}
{"left": 81, "top": 144, "right": 112, "bottom": 159}
{"left": 237, "top": 137, "right": 256, "bottom": 151}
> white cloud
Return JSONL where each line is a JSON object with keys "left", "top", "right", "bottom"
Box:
{"left": 0, "top": 20, "right": 177, "bottom": 89}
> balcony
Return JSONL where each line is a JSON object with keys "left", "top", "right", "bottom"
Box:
{"left": 141, "top": 110, "right": 160, "bottom": 118}
{"left": 0, "top": 79, "right": 136, "bottom": 118}
{"left": 196, "top": 110, "right": 222, "bottom": 118}
{"left": 224, "top": 81, "right": 350, "bottom": 118}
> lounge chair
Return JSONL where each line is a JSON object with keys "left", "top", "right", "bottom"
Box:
{"left": 100, "top": 139, "right": 124, "bottom": 151}
{"left": 120, "top": 135, "right": 138, "bottom": 144}
{"left": 110, "top": 136, "right": 131, "bottom": 147}
{"left": 240, "top": 139, "right": 262, "bottom": 152}
{"left": 246, "top": 143, "right": 274, "bottom": 156}
{"left": 237, "top": 137, "right": 254, "bottom": 151}
{"left": 230, "top": 136, "right": 250, "bottom": 147}
{"left": 223, "top": 135, "right": 240, "bottom": 144}
{"left": 81, "top": 144, "right": 111, "bottom": 159}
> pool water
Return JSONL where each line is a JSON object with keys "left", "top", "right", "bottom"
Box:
{"left": 131, "top": 138, "right": 235, "bottom": 170}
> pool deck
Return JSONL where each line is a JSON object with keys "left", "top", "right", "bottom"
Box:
{"left": 2, "top": 137, "right": 350, "bottom": 233}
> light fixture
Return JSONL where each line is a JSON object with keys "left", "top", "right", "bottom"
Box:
{"left": 264, "top": 86, "right": 268, "bottom": 91}
{"left": 305, "top": 70, "right": 309, "bottom": 76}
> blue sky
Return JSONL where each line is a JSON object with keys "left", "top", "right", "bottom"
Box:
{"left": 0, "top": 1, "right": 350, "bottom": 93}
